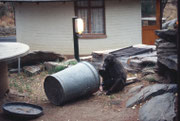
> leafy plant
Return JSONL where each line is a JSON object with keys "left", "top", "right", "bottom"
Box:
{"left": 66, "top": 60, "right": 78, "bottom": 65}
{"left": 54, "top": 65, "right": 67, "bottom": 72}
{"left": 48, "top": 65, "right": 67, "bottom": 74}
{"left": 48, "top": 60, "right": 78, "bottom": 74}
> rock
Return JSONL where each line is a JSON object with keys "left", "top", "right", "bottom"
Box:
{"left": 8, "top": 51, "right": 65, "bottom": 68}
{"left": 128, "top": 55, "right": 157, "bottom": 69}
{"left": 158, "top": 55, "right": 177, "bottom": 71}
{"left": 142, "top": 68, "right": 156, "bottom": 76}
{"left": 155, "top": 38, "right": 174, "bottom": 49}
{"left": 116, "top": 56, "right": 130, "bottom": 69}
{"left": 91, "top": 44, "right": 156, "bottom": 71}
{"left": 155, "top": 38, "right": 166, "bottom": 47}
{"left": 126, "top": 84, "right": 177, "bottom": 108}
{"left": 92, "top": 51, "right": 107, "bottom": 62}
{"left": 139, "top": 93, "right": 176, "bottom": 121}
{"left": 128, "top": 59, "right": 142, "bottom": 68}
{"left": 157, "top": 61, "right": 177, "bottom": 83}
{"left": 158, "top": 62, "right": 177, "bottom": 83}
{"left": 132, "top": 44, "right": 156, "bottom": 51}
{"left": 157, "top": 48, "right": 177, "bottom": 55}
{"left": 9, "top": 68, "right": 22, "bottom": 73}
{"left": 158, "top": 42, "right": 176, "bottom": 49}
{"left": 80, "top": 56, "right": 92, "bottom": 62}
{"left": 155, "top": 32, "right": 177, "bottom": 83}
{"left": 44, "top": 61, "right": 64, "bottom": 72}
{"left": 155, "top": 29, "right": 177, "bottom": 43}
{"left": 23, "top": 65, "right": 44, "bottom": 76}
{"left": 128, "top": 85, "right": 144, "bottom": 95}
{"left": 125, "top": 66, "right": 138, "bottom": 73}
{"left": 140, "top": 56, "right": 157, "bottom": 67}
{"left": 162, "top": 18, "right": 177, "bottom": 29}
{"left": 143, "top": 74, "right": 162, "bottom": 83}
{"left": 128, "top": 51, "right": 157, "bottom": 69}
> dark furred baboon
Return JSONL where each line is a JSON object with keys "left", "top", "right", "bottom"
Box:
{"left": 99, "top": 54, "right": 127, "bottom": 95}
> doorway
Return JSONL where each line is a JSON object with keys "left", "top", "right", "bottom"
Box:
{"left": 141, "top": 0, "right": 161, "bottom": 45}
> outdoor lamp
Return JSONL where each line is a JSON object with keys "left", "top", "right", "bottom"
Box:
{"left": 75, "top": 18, "right": 84, "bottom": 35}
{"left": 72, "top": 17, "right": 84, "bottom": 62}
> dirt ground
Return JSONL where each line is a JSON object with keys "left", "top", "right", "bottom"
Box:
{"left": 0, "top": 71, "right": 151, "bottom": 121}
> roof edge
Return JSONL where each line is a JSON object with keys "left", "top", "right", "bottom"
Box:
{"left": 0, "top": 0, "right": 75, "bottom": 2}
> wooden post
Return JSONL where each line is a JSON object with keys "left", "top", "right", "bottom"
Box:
{"left": 156, "top": 0, "right": 161, "bottom": 29}
{"left": 0, "top": 62, "right": 9, "bottom": 98}
{"left": 18, "top": 57, "right": 21, "bottom": 74}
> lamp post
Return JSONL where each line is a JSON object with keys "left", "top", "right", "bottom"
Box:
{"left": 72, "top": 17, "right": 84, "bottom": 62}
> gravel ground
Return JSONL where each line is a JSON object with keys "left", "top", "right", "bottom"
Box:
{"left": 0, "top": 71, "right": 149, "bottom": 121}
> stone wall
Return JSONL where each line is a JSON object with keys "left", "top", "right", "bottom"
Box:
{"left": 0, "top": 27, "right": 15, "bottom": 36}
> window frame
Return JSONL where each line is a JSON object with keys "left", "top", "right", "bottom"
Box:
{"left": 75, "top": 0, "right": 106, "bottom": 39}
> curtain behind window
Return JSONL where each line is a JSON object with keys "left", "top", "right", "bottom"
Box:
{"left": 91, "top": 8, "right": 104, "bottom": 33}
{"left": 76, "top": 0, "right": 105, "bottom": 34}
{"left": 78, "top": 9, "right": 88, "bottom": 33}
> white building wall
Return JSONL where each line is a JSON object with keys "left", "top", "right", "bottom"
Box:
{"left": 15, "top": 2, "right": 74, "bottom": 54}
{"left": 15, "top": 0, "right": 142, "bottom": 55}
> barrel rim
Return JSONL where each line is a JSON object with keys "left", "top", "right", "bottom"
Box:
{"left": 44, "top": 76, "right": 65, "bottom": 105}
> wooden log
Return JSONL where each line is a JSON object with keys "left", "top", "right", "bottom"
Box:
{"left": 0, "top": 62, "right": 9, "bottom": 98}
{"left": 8, "top": 51, "right": 65, "bottom": 68}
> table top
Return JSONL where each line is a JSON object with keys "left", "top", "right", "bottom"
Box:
{"left": 0, "top": 42, "right": 29, "bottom": 62}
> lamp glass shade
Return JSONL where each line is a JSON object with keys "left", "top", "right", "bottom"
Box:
{"left": 75, "top": 18, "right": 84, "bottom": 34}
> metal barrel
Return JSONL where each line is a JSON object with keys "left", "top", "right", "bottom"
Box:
{"left": 44, "top": 61, "right": 100, "bottom": 105}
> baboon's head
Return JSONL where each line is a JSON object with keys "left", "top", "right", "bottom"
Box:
{"left": 103, "top": 54, "right": 116, "bottom": 67}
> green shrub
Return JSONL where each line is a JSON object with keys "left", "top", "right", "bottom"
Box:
{"left": 48, "top": 65, "right": 67, "bottom": 74}
{"left": 66, "top": 60, "right": 78, "bottom": 65}
{"left": 48, "top": 60, "right": 78, "bottom": 74}
{"left": 54, "top": 65, "right": 67, "bottom": 72}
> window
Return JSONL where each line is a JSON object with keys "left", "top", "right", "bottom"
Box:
{"left": 75, "top": 0, "right": 106, "bottom": 39}
{"left": 141, "top": 0, "right": 156, "bottom": 26}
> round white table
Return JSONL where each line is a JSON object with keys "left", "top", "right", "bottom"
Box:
{"left": 0, "top": 42, "right": 29, "bottom": 98}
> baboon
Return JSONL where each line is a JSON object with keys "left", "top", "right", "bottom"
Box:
{"left": 99, "top": 54, "right": 133, "bottom": 95}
